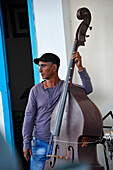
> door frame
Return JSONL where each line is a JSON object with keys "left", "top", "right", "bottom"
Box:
{"left": 27, "top": 0, "right": 39, "bottom": 85}
{"left": 0, "top": 0, "right": 40, "bottom": 152}
{"left": 0, "top": 0, "right": 15, "bottom": 151}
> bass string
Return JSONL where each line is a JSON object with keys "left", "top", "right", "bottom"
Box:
{"left": 53, "top": 138, "right": 100, "bottom": 145}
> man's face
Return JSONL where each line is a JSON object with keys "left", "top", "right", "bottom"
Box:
{"left": 38, "top": 61, "right": 54, "bottom": 79}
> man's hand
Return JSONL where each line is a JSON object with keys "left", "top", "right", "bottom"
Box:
{"left": 23, "top": 148, "right": 32, "bottom": 161}
{"left": 72, "top": 51, "right": 84, "bottom": 71}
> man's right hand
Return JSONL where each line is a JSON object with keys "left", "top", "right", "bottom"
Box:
{"left": 23, "top": 148, "right": 32, "bottom": 161}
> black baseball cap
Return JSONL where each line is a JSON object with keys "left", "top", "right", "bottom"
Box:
{"left": 34, "top": 53, "right": 60, "bottom": 67}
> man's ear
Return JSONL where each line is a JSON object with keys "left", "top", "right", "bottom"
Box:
{"left": 52, "top": 64, "right": 57, "bottom": 72}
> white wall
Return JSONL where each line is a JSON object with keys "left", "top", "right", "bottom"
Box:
{"left": 33, "top": 0, "right": 68, "bottom": 80}
{"left": 0, "top": 92, "right": 5, "bottom": 138}
{"left": 69, "top": 0, "right": 113, "bottom": 119}
{"left": 33, "top": 0, "right": 113, "bottom": 119}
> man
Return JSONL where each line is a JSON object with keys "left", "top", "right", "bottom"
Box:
{"left": 22, "top": 52, "right": 93, "bottom": 170}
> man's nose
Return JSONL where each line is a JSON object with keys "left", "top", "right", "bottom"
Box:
{"left": 39, "top": 66, "right": 42, "bottom": 72}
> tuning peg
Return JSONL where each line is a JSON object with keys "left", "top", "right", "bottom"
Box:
{"left": 89, "top": 26, "right": 92, "bottom": 30}
{"left": 86, "top": 35, "right": 90, "bottom": 38}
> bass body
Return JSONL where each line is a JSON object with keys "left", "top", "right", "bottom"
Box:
{"left": 45, "top": 85, "right": 104, "bottom": 169}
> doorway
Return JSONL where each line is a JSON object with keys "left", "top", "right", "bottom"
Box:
{"left": 1, "top": 0, "right": 34, "bottom": 169}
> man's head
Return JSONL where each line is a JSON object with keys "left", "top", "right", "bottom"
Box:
{"left": 34, "top": 53, "right": 60, "bottom": 71}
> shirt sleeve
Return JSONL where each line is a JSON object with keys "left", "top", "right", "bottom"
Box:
{"left": 22, "top": 86, "right": 37, "bottom": 150}
{"left": 78, "top": 68, "right": 93, "bottom": 95}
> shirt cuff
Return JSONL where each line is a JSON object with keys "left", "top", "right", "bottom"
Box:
{"left": 23, "top": 142, "right": 31, "bottom": 150}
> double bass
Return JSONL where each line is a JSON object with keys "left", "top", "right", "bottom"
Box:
{"left": 45, "top": 7, "right": 104, "bottom": 170}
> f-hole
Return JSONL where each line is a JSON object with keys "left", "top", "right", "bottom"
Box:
{"left": 50, "top": 144, "right": 59, "bottom": 168}
{"left": 68, "top": 146, "right": 74, "bottom": 163}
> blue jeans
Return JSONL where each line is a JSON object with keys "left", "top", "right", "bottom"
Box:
{"left": 30, "top": 137, "right": 53, "bottom": 170}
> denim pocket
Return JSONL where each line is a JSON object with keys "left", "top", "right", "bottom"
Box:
{"left": 31, "top": 137, "right": 39, "bottom": 147}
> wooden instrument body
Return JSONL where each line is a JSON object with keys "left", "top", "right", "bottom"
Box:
{"left": 45, "top": 85, "right": 104, "bottom": 169}
{"left": 44, "top": 7, "right": 104, "bottom": 170}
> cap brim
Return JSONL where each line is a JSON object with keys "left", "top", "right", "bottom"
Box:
{"left": 34, "top": 58, "right": 39, "bottom": 64}
{"left": 34, "top": 58, "right": 49, "bottom": 65}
